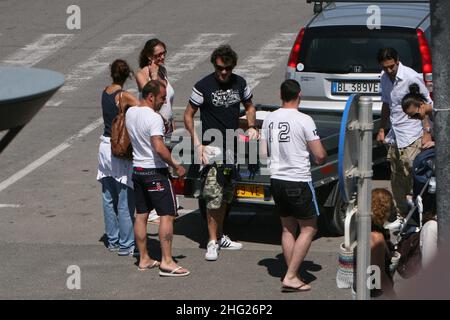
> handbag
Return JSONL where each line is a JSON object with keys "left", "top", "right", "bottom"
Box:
{"left": 396, "top": 231, "right": 422, "bottom": 278}
{"left": 110, "top": 91, "right": 133, "bottom": 160}
{"left": 336, "top": 242, "right": 355, "bottom": 289}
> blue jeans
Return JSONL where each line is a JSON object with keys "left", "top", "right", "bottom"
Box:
{"left": 101, "top": 177, "right": 135, "bottom": 250}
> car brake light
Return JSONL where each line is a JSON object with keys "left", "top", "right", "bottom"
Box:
{"left": 170, "top": 177, "right": 185, "bottom": 195}
{"left": 417, "top": 28, "right": 433, "bottom": 93}
{"left": 288, "top": 27, "right": 306, "bottom": 69}
{"left": 319, "top": 164, "right": 335, "bottom": 175}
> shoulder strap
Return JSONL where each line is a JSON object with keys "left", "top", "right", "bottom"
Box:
{"left": 116, "top": 90, "right": 125, "bottom": 112}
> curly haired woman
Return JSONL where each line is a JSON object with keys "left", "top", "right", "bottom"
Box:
{"left": 354, "top": 188, "right": 397, "bottom": 298}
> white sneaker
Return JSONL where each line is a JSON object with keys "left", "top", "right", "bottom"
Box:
{"left": 205, "top": 240, "right": 219, "bottom": 261}
{"left": 219, "top": 235, "right": 243, "bottom": 250}
{"left": 147, "top": 210, "right": 160, "bottom": 223}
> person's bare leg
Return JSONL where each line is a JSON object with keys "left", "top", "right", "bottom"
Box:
{"left": 281, "top": 216, "right": 298, "bottom": 266}
{"left": 282, "top": 217, "right": 317, "bottom": 289}
{"left": 159, "top": 215, "right": 188, "bottom": 273}
{"left": 207, "top": 203, "right": 227, "bottom": 242}
{"left": 135, "top": 213, "right": 158, "bottom": 268}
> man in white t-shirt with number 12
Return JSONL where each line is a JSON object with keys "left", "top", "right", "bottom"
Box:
{"left": 261, "top": 79, "right": 327, "bottom": 292}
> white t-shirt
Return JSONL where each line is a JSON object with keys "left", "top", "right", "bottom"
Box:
{"left": 138, "top": 77, "right": 175, "bottom": 136}
{"left": 261, "top": 108, "right": 320, "bottom": 182}
{"left": 125, "top": 106, "right": 168, "bottom": 169}
{"left": 159, "top": 80, "right": 175, "bottom": 133}
{"left": 380, "top": 62, "right": 432, "bottom": 148}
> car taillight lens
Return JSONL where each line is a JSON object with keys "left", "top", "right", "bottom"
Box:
{"left": 417, "top": 28, "right": 433, "bottom": 93}
{"left": 288, "top": 27, "right": 306, "bottom": 69}
{"left": 170, "top": 177, "right": 185, "bottom": 195}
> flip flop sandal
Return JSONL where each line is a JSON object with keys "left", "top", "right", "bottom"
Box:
{"left": 159, "top": 266, "right": 190, "bottom": 277}
{"left": 137, "top": 260, "right": 160, "bottom": 271}
{"left": 281, "top": 283, "right": 311, "bottom": 293}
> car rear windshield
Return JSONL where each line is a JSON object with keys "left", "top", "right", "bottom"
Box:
{"left": 298, "top": 26, "right": 422, "bottom": 73}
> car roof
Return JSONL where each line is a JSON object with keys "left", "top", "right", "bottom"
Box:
{"left": 308, "top": 2, "right": 429, "bottom": 29}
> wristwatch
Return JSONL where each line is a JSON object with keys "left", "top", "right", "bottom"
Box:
{"left": 423, "top": 127, "right": 432, "bottom": 133}
{"left": 248, "top": 125, "right": 259, "bottom": 131}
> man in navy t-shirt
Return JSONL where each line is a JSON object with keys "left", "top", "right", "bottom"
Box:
{"left": 184, "top": 45, "right": 258, "bottom": 261}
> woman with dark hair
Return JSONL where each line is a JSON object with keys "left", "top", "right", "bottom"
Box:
{"left": 136, "top": 38, "right": 174, "bottom": 136}
{"left": 97, "top": 59, "right": 139, "bottom": 256}
{"left": 401, "top": 83, "right": 435, "bottom": 149}
{"left": 135, "top": 39, "right": 176, "bottom": 224}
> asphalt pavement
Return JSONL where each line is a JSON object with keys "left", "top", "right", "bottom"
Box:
{"left": 0, "top": 0, "right": 419, "bottom": 301}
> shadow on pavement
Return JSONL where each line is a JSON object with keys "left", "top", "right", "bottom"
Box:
{"left": 99, "top": 233, "right": 188, "bottom": 266}
{"left": 172, "top": 208, "right": 282, "bottom": 248}
{"left": 172, "top": 208, "right": 333, "bottom": 248}
{"left": 258, "top": 253, "right": 322, "bottom": 283}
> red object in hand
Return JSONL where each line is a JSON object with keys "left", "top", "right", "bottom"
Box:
{"left": 239, "top": 133, "right": 249, "bottom": 142}
{"left": 170, "top": 177, "right": 185, "bottom": 195}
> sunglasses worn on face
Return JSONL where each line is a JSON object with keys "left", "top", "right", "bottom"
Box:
{"left": 153, "top": 51, "right": 167, "bottom": 59}
{"left": 408, "top": 112, "right": 421, "bottom": 120}
{"left": 215, "top": 65, "right": 233, "bottom": 72}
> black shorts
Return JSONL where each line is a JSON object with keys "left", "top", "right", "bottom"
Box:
{"left": 270, "top": 179, "right": 319, "bottom": 220}
{"left": 132, "top": 167, "right": 177, "bottom": 216}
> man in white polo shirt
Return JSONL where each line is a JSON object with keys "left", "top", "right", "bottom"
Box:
{"left": 126, "top": 80, "right": 189, "bottom": 277}
{"left": 376, "top": 47, "right": 432, "bottom": 219}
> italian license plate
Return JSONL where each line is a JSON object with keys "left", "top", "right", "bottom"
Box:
{"left": 235, "top": 184, "right": 264, "bottom": 198}
{"left": 331, "top": 81, "right": 380, "bottom": 95}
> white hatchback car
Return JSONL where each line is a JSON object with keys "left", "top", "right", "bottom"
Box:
{"left": 286, "top": 1, "right": 432, "bottom": 114}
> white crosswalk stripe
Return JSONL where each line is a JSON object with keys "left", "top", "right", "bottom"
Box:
{"left": 60, "top": 34, "right": 153, "bottom": 93}
{"left": 166, "top": 33, "right": 234, "bottom": 83}
{"left": 1, "top": 34, "right": 75, "bottom": 67}
{"left": 0, "top": 33, "right": 236, "bottom": 193}
{"left": 0, "top": 32, "right": 296, "bottom": 193}
{"left": 234, "top": 33, "right": 296, "bottom": 90}
{"left": 44, "top": 34, "right": 152, "bottom": 106}
{"left": 0, "top": 118, "right": 104, "bottom": 193}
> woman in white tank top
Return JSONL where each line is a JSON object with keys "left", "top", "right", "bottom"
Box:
{"left": 136, "top": 38, "right": 175, "bottom": 137}
{"left": 135, "top": 39, "right": 178, "bottom": 223}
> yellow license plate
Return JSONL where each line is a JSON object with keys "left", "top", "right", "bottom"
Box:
{"left": 235, "top": 184, "right": 264, "bottom": 198}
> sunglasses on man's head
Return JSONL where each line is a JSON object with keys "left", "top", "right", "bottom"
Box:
{"left": 408, "top": 112, "right": 421, "bottom": 120}
{"left": 215, "top": 64, "right": 233, "bottom": 71}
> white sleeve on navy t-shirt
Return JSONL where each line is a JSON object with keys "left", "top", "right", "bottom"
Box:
{"left": 189, "top": 86, "right": 204, "bottom": 108}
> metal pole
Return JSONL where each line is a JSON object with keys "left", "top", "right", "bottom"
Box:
{"left": 430, "top": 0, "right": 450, "bottom": 245}
{"left": 356, "top": 96, "right": 373, "bottom": 300}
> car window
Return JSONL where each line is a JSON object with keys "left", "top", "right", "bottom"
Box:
{"left": 298, "top": 26, "right": 422, "bottom": 73}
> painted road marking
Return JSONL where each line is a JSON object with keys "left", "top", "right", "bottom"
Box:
{"left": 0, "top": 204, "right": 21, "bottom": 208}
{"left": 45, "top": 34, "right": 152, "bottom": 106}
{"left": 0, "top": 34, "right": 235, "bottom": 192}
{"left": 234, "top": 33, "right": 296, "bottom": 89}
{"left": 166, "top": 33, "right": 233, "bottom": 83}
{"left": 2, "top": 34, "right": 75, "bottom": 67}
{"left": 60, "top": 34, "right": 152, "bottom": 93}
{"left": 0, "top": 118, "right": 103, "bottom": 193}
